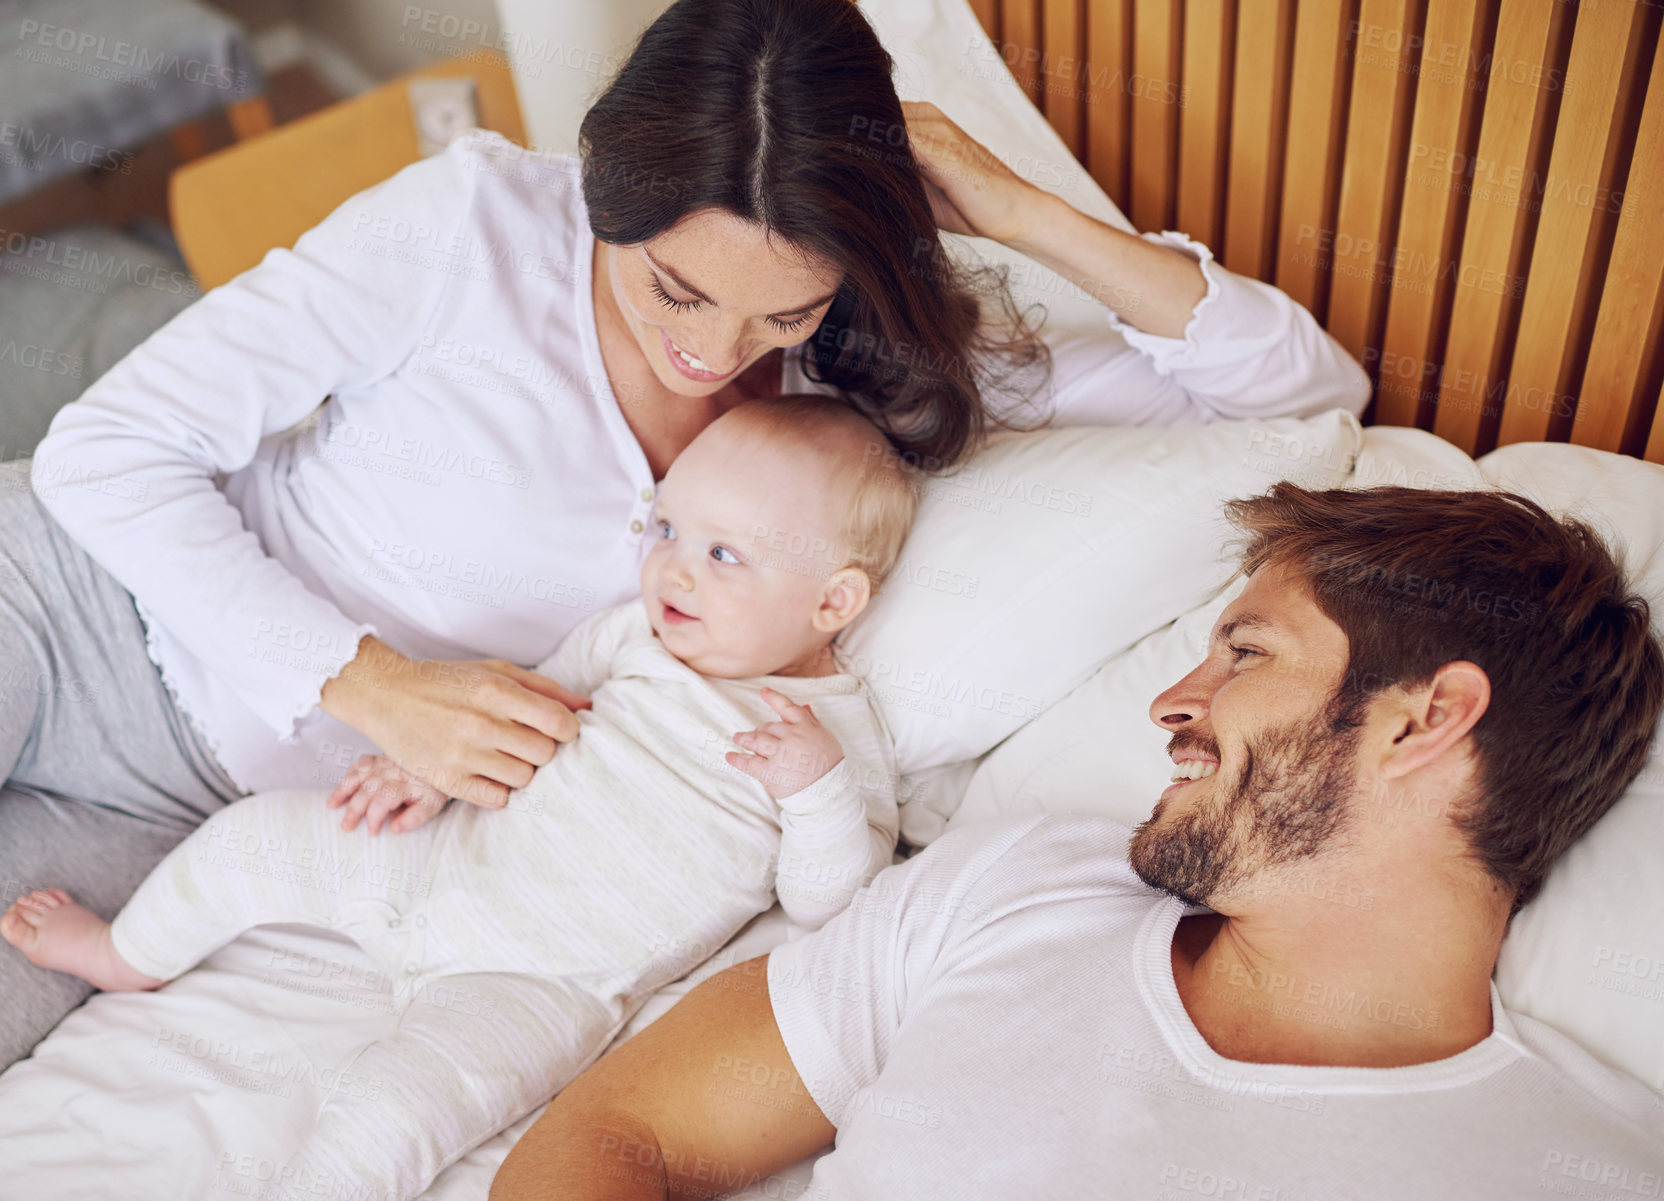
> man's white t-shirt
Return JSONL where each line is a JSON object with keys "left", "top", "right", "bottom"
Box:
{"left": 767, "top": 815, "right": 1664, "bottom": 1199}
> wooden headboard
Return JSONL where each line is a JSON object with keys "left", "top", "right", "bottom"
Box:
{"left": 968, "top": 0, "right": 1664, "bottom": 465}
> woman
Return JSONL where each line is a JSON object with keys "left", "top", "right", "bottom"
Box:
{"left": 1, "top": 0, "right": 1366, "bottom": 1065}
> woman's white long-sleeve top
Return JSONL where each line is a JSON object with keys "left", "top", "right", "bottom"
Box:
{"left": 29, "top": 130, "right": 1370, "bottom": 794}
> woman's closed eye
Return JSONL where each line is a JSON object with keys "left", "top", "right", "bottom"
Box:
{"left": 650, "top": 275, "right": 700, "bottom": 315}
{"left": 767, "top": 310, "right": 817, "bottom": 334}
{"left": 651, "top": 272, "right": 820, "bottom": 335}
{"left": 1227, "top": 644, "right": 1260, "bottom": 663}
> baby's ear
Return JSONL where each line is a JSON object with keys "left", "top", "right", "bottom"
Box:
{"left": 814, "top": 567, "right": 872, "bottom": 633}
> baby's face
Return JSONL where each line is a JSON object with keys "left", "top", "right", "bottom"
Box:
{"left": 640, "top": 417, "right": 862, "bottom": 678}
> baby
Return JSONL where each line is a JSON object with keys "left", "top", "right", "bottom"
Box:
{"left": 2, "top": 395, "right": 915, "bottom": 1199}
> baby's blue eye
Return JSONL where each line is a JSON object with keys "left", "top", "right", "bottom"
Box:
{"left": 658, "top": 520, "right": 676, "bottom": 540}
{"left": 710, "top": 545, "right": 740, "bottom": 565}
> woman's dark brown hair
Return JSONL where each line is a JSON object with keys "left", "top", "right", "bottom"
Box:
{"left": 1226, "top": 483, "right": 1664, "bottom": 914}
{"left": 578, "top": 0, "right": 1047, "bottom": 470}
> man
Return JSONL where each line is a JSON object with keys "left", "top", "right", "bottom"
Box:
{"left": 491, "top": 484, "right": 1664, "bottom": 1200}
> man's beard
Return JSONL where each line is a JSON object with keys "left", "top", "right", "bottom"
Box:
{"left": 1128, "top": 696, "right": 1364, "bottom": 908}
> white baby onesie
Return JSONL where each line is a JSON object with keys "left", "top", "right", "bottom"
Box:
{"left": 108, "top": 601, "right": 900, "bottom": 1199}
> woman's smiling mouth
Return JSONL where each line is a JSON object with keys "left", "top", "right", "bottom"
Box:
{"left": 661, "top": 331, "right": 739, "bottom": 383}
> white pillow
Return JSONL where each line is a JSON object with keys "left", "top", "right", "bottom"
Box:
{"left": 1479, "top": 443, "right": 1664, "bottom": 1091}
{"left": 948, "top": 426, "right": 1490, "bottom": 832}
{"left": 951, "top": 425, "right": 1497, "bottom": 828}
{"left": 949, "top": 575, "right": 1246, "bottom": 832}
{"left": 1348, "top": 423, "right": 1490, "bottom": 491}
{"left": 837, "top": 410, "right": 1362, "bottom": 778}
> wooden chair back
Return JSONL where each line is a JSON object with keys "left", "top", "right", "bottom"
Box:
{"left": 170, "top": 53, "right": 525, "bottom": 292}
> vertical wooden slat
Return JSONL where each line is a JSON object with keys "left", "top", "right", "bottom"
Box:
{"left": 1372, "top": 0, "right": 1488, "bottom": 428}
{"left": 1043, "top": 0, "right": 1086, "bottom": 156}
{"left": 1431, "top": 0, "right": 1570, "bottom": 454}
{"left": 1002, "top": 0, "right": 1045, "bottom": 107}
{"left": 1130, "top": 0, "right": 1183, "bottom": 233}
{"left": 1176, "top": 0, "right": 1234, "bottom": 249}
{"left": 1646, "top": 378, "right": 1664, "bottom": 464}
{"left": 1223, "top": 0, "right": 1295, "bottom": 278}
{"left": 1571, "top": 26, "right": 1664, "bottom": 456}
{"left": 1497, "top": 0, "right": 1648, "bottom": 447}
{"left": 966, "top": 0, "right": 1000, "bottom": 34}
{"left": 1275, "top": 0, "right": 1357, "bottom": 319}
{"left": 1086, "top": 0, "right": 1134, "bottom": 211}
{"left": 1326, "top": 0, "right": 1423, "bottom": 367}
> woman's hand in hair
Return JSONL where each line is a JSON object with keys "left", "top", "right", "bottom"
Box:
{"left": 906, "top": 100, "right": 1208, "bottom": 338}
{"left": 902, "top": 100, "right": 1048, "bottom": 245}
{"left": 319, "top": 635, "right": 591, "bottom": 810}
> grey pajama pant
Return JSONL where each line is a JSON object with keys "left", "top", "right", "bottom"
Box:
{"left": 0, "top": 458, "right": 243, "bottom": 1067}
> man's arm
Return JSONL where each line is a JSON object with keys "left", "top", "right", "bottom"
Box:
{"left": 490, "top": 955, "right": 834, "bottom": 1201}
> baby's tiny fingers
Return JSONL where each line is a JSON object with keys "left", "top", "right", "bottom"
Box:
{"left": 391, "top": 795, "right": 443, "bottom": 833}
{"left": 368, "top": 783, "right": 416, "bottom": 836}
{"left": 759, "top": 687, "right": 806, "bottom": 722}
{"left": 329, "top": 756, "right": 380, "bottom": 805}
{"left": 325, "top": 771, "right": 361, "bottom": 808}
{"left": 340, "top": 789, "right": 374, "bottom": 832}
{"left": 725, "top": 750, "right": 764, "bottom": 779}
{"left": 330, "top": 783, "right": 360, "bottom": 821}
{"left": 366, "top": 793, "right": 402, "bottom": 836}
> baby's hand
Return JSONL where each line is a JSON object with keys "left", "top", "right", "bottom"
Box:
{"left": 326, "top": 754, "right": 450, "bottom": 835}
{"left": 727, "top": 687, "right": 845, "bottom": 801}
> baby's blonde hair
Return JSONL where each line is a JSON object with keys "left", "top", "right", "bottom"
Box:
{"left": 727, "top": 394, "right": 920, "bottom": 591}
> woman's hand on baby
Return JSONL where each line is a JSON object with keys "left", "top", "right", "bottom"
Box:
{"left": 320, "top": 635, "right": 590, "bottom": 811}
{"left": 902, "top": 99, "right": 1050, "bottom": 246}
{"left": 326, "top": 754, "right": 452, "bottom": 835}
{"left": 727, "top": 687, "right": 845, "bottom": 801}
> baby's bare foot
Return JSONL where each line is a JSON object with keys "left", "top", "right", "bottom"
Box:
{"left": 0, "top": 889, "right": 165, "bottom": 992}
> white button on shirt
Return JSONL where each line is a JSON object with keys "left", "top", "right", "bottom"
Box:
{"left": 30, "top": 131, "right": 1368, "bottom": 794}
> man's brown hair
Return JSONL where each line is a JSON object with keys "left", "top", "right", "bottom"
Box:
{"left": 1225, "top": 483, "right": 1664, "bottom": 913}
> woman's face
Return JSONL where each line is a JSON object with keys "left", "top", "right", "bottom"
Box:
{"left": 605, "top": 207, "right": 844, "bottom": 397}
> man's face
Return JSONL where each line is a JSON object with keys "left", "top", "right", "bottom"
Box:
{"left": 1128, "top": 560, "right": 1363, "bottom": 908}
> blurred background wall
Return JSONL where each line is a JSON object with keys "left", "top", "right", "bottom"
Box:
{"left": 491, "top": 0, "right": 668, "bottom": 153}
{"left": 205, "top": 0, "right": 672, "bottom": 150}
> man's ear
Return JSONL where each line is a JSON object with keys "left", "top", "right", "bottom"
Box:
{"left": 811, "top": 567, "right": 872, "bottom": 635}
{"left": 1377, "top": 661, "right": 1491, "bottom": 781}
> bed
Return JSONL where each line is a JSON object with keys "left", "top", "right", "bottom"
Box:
{"left": 1, "top": 0, "right": 1661, "bottom": 1195}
